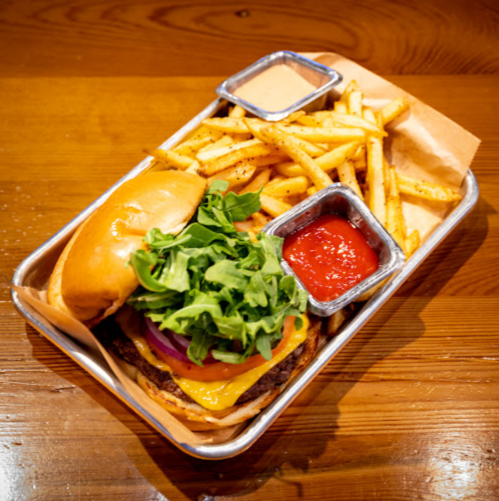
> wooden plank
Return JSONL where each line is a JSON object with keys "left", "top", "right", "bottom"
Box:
{"left": 0, "top": 0, "right": 498, "bottom": 77}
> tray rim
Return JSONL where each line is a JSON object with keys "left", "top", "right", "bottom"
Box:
{"left": 11, "top": 95, "right": 479, "bottom": 460}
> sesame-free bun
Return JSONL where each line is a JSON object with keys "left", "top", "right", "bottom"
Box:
{"left": 47, "top": 171, "right": 207, "bottom": 327}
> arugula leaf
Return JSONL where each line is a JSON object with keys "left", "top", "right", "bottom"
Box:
{"left": 224, "top": 188, "right": 262, "bottom": 222}
{"left": 205, "top": 260, "right": 248, "bottom": 291}
{"left": 128, "top": 183, "right": 308, "bottom": 365}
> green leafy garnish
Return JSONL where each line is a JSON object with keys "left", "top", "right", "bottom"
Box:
{"left": 128, "top": 180, "right": 307, "bottom": 366}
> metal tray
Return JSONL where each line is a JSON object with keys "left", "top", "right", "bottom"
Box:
{"left": 11, "top": 96, "right": 479, "bottom": 460}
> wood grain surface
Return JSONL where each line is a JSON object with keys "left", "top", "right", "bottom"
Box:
{"left": 1, "top": 1, "right": 499, "bottom": 500}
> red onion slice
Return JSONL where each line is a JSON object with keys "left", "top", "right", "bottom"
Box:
{"left": 143, "top": 317, "right": 217, "bottom": 364}
{"left": 167, "top": 329, "right": 191, "bottom": 354}
{"left": 144, "top": 317, "right": 191, "bottom": 363}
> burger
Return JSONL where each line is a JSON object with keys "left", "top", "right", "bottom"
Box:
{"left": 48, "top": 170, "right": 320, "bottom": 430}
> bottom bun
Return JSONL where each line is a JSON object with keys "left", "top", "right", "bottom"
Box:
{"left": 117, "top": 320, "right": 321, "bottom": 431}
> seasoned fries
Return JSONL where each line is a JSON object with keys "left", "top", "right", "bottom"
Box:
{"left": 261, "top": 126, "right": 334, "bottom": 190}
{"left": 260, "top": 193, "right": 292, "bottom": 218}
{"left": 262, "top": 176, "right": 309, "bottom": 198}
{"left": 147, "top": 79, "right": 462, "bottom": 301}
{"left": 381, "top": 97, "right": 410, "bottom": 126}
{"left": 396, "top": 174, "right": 462, "bottom": 203}
{"left": 238, "top": 168, "right": 271, "bottom": 195}
{"left": 274, "top": 124, "right": 366, "bottom": 143}
{"left": 337, "top": 161, "right": 363, "bottom": 200}
{"left": 208, "top": 162, "right": 256, "bottom": 191}
{"left": 366, "top": 136, "right": 387, "bottom": 226}
{"left": 198, "top": 143, "right": 276, "bottom": 177}
{"left": 147, "top": 148, "right": 194, "bottom": 171}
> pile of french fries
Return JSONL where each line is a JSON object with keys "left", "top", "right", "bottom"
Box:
{"left": 146, "top": 80, "right": 462, "bottom": 331}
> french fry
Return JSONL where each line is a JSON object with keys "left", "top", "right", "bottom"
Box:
{"left": 242, "top": 117, "right": 267, "bottom": 140}
{"left": 146, "top": 148, "right": 194, "bottom": 170}
{"left": 282, "top": 194, "right": 303, "bottom": 206}
{"left": 229, "top": 105, "right": 246, "bottom": 118}
{"left": 380, "top": 97, "right": 410, "bottom": 126}
{"left": 197, "top": 138, "right": 261, "bottom": 163}
{"left": 348, "top": 87, "right": 363, "bottom": 117}
{"left": 341, "top": 80, "right": 361, "bottom": 100}
{"left": 238, "top": 168, "right": 271, "bottom": 195}
{"left": 198, "top": 134, "right": 234, "bottom": 152}
{"left": 185, "top": 160, "right": 200, "bottom": 175}
{"left": 291, "top": 137, "right": 328, "bottom": 157}
{"left": 262, "top": 176, "right": 310, "bottom": 198}
{"left": 261, "top": 127, "right": 334, "bottom": 190}
{"left": 280, "top": 110, "right": 306, "bottom": 123}
{"left": 334, "top": 101, "right": 348, "bottom": 114}
{"left": 198, "top": 143, "right": 276, "bottom": 177}
{"left": 405, "top": 229, "right": 420, "bottom": 257}
{"left": 383, "top": 156, "right": 391, "bottom": 198}
{"left": 249, "top": 154, "right": 289, "bottom": 168}
{"left": 352, "top": 144, "right": 366, "bottom": 161}
{"left": 208, "top": 162, "right": 256, "bottom": 191}
{"left": 252, "top": 212, "right": 272, "bottom": 227}
{"left": 203, "top": 117, "right": 248, "bottom": 134}
{"left": 366, "top": 136, "right": 387, "bottom": 226}
{"left": 316, "top": 111, "right": 385, "bottom": 135}
{"left": 233, "top": 220, "right": 253, "bottom": 232}
{"left": 173, "top": 133, "right": 221, "bottom": 157}
{"left": 231, "top": 132, "right": 253, "bottom": 142}
{"left": 296, "top": 115, "right": 322, "bottom": 127}
{"left": 307, "top": 186, "right": 319, "bottom": 197}
{"left": 385, "top": 166, "right": 406, "bottom": 253}
{"left": 321, "top": 116, "right": 335, "bottom": 128}
{"left": 354, "top": 157, "right": 367, "bottom": 172}
{"left": 247, "top": 118, "right": 346, "bottom": 157}
{"left": 275, "top": 124, "right": 366, "bottom": 143}
{"left": 275, "top": 161, "right": 303, "bottom": 178}
{"left": 267, "top": 175, "right": 286, "bottom": 186}
{"left": 181, "top": 124, "right": 220, "bottom": 144}
{"left": 260, "top": 193, "right": 292, "bottom": 218}
{"left": 275, "top": 141, "right": 361, "bottom": 177}
{"left": 337, "top": 160, "right": 364, "bottom": 200}
{"left": 362, "top": 106, "right": 376, "bottom": 125}
{"left": 327, "top": 308, "right": 347, "bottom": 336}
{"left": 396, "top": 174, "right": 462, "bottom": 202}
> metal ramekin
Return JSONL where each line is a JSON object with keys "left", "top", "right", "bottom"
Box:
{"left": 263, "top": 184, "right": 406, "bottom": 316}
{"left": 216, "top": 51, "right": 342, "bottom": 121}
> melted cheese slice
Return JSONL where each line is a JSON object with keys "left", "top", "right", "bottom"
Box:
{"left": 116, "top": 308, "right": 308, "bottom": 412}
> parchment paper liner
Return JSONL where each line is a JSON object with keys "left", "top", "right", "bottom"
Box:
{"left": 12, "top": 52, "right": 481, "bottom": 448}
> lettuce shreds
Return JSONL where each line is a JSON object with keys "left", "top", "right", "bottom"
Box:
{"left": 128, "top": 180, "right": 308, "bottom": 367}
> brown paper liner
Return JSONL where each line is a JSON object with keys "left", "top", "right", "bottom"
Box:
{"left": 307, "top": 52, "right": 480, "bottom": 239}
{"left": 11, "top": 52, "right": 481, "bottom": 449}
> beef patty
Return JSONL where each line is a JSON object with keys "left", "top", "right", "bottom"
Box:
{"left": 93, "top": 316, "right": 304, "bottom": 405}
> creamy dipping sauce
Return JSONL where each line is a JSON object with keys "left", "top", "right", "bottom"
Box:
{"left": 233, "top": 64, "right": 317, "bottom": 112}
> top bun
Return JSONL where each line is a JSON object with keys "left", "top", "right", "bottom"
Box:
{"left": 48, "top": 170, "right": 207, "bottom": 327}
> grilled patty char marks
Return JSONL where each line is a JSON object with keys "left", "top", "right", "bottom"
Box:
{"left": 94, "top": 317, "right": 304, "bottom": 405}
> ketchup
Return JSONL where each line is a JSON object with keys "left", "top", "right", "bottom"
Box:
{"left": 283, "top": 214, "right": 379, "bottom": 302}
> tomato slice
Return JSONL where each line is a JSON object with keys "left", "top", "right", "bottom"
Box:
{"left": 151, "top": 316, "right": 296, "bottom": 382}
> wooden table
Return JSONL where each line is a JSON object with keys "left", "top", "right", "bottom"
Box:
{"left": 1, "top": 1, "right": 498, "bottom": 499}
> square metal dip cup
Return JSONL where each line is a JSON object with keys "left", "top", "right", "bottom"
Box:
{"left": 216, "top": 50, "right": 342, "bottom": 121}
{"left": 263, "top": 183, "right": 406, "bottom": 317}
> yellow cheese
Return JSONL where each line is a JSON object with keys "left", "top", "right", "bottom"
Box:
{"left": 174, "top": 315, "right": 309, "bottom": 411}
{"left": 116, "top": 307, "right": 309, "bottom": 412}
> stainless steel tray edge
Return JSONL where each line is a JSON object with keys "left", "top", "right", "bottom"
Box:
{"left": 11, "top": 94, "right": 479, "bottom": 459}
